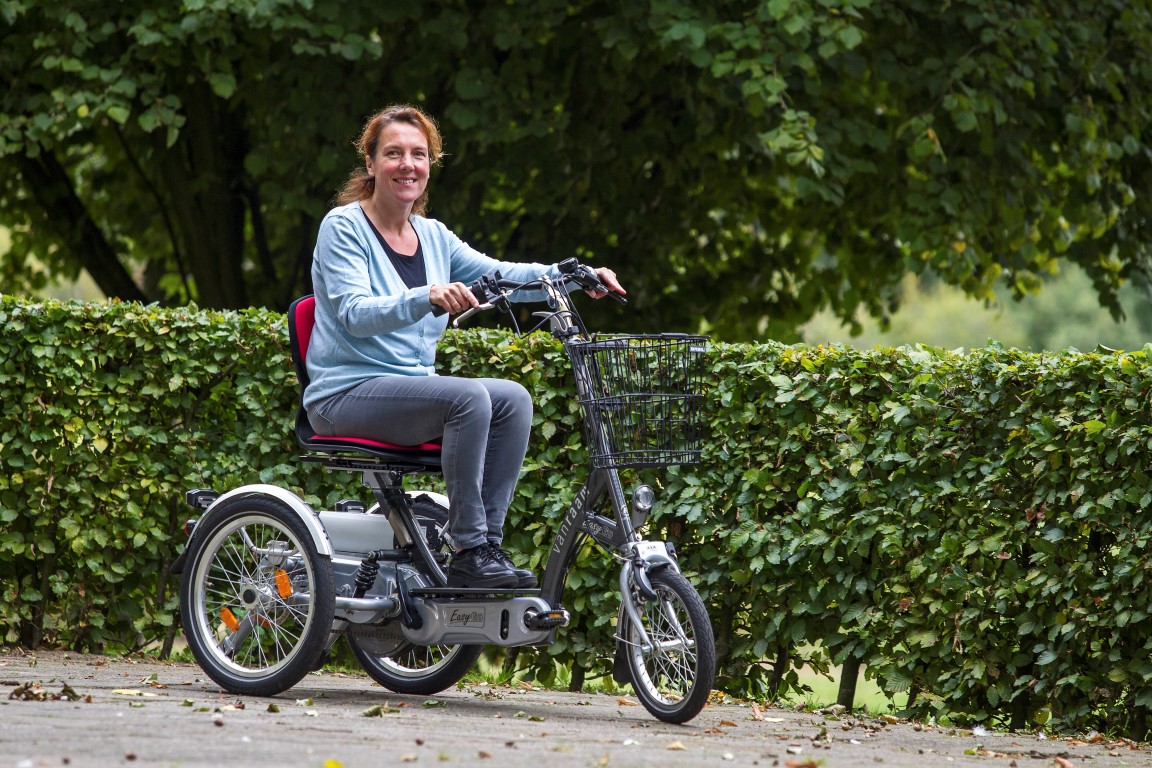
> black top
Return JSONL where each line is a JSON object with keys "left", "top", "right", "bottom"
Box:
{"left": 362, "top": 210, "right": 428, "bottom": 289}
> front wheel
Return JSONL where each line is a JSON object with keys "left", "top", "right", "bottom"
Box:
{"left": 620, "top": 568, "right": 716, "bottom": 723}
{"left": 179, "top": 495, "right": 335, "bottom": 696}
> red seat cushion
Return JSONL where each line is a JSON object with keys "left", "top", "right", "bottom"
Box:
{"left": 306, "top": 434, "right": 442, "bottom": 452}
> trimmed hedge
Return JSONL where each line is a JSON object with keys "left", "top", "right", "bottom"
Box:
{"left": 3, "top": 295, "right": 1152, "bottom": 738}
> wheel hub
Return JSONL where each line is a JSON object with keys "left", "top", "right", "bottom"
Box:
{"left": 239, "top": 580, "right": 272, "bottom": 610}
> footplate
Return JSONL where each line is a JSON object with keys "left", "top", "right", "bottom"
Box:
{"left": 400, "top": 594, "right": 554, "bottom": 647}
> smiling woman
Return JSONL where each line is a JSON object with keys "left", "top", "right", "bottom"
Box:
{"left": 303, "top": 103, "right": 625, "bottom": 589}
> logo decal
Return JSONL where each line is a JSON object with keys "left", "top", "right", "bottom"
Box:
{"left": 448, "top": 608, "right": 486, "bottom": 627}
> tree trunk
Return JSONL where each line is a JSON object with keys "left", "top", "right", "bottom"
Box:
{"left": 158, "top": 79, "right": 250, "bottom": 309}
{"left": 837, "top": 654, "right": 861, "bottom": 710}
{"left": 13, "top": 151, "right": 147, "bottom": 303}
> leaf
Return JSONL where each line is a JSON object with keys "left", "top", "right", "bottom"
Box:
{"left": 362, "top": 704, "right": 398, "bottom": 717}
{"left": 208, "top": 72, "right": 236, "bottom": 99}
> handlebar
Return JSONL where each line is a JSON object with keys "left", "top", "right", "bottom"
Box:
{"left": 556, "top": 258, "right": 627, "bottom": 305}
{"left": 433, "top": 259, "right": 625, "bottom": 322}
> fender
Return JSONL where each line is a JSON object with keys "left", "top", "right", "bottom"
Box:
{"left": 202, "top": 484, "right": 333, "bottom": 559}
{"left": 409, "top": 490, "right": 449, "bottom": 510}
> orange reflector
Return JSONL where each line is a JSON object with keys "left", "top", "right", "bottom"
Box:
{"left": 220, "top": 607, "right": 239, "bottom": 632}
{"left": 275, "top": 569, "right": 293, "bottom": 598}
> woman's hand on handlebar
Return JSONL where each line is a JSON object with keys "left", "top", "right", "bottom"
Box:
{"left": 585, "top": 267, "right": 627, "bottom": 301}
{"left": 429, "top": 282, "right": 481, "bottom": 316}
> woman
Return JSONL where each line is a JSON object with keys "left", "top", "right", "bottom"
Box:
{"left": 304, "top": 104, "right": 625, "bottom": 589}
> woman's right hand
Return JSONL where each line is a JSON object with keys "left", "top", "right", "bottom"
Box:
{"left": 429, "top": 282, "right": 481, "bottom": 315}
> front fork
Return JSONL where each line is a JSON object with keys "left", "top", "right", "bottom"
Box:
{"left": 617, "top": 540, "right": 680, "bottom": 654}
{"left": 539, "top": 467, "right": 681, "bottom": 654}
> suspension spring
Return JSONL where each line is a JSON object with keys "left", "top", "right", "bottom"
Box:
{"left": 353, "top": 552, "right": 381, "bottom": 599}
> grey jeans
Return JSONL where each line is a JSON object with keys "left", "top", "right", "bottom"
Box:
{"left": 307, "top": 376, "right": 533, "bottom": 550}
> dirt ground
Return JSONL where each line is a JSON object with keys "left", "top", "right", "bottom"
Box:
{"left": 2, "top": 648, "right": 1150, "bottom": 768}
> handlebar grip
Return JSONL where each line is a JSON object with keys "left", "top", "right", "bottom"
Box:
{"left": 431, "top": 304, "right": 447, "bottom": 317}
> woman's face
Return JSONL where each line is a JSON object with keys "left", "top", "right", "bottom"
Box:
{"left": 366, "top": 121, "right": 430, "bottom": 209}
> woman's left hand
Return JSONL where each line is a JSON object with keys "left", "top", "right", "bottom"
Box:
{"left": 587, "top": 267, "right": 626, "bottom": 299}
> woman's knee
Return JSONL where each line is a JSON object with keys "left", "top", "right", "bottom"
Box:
{"left": 486, "top": 379, "right": 533, "bottom": 417}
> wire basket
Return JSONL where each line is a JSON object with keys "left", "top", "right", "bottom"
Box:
{"left": 568, "top": 334, "right": 709, "bottom": 469}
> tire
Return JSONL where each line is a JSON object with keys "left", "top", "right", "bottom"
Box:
{"left": 350, "top": 494, "right": 480, "bottom": 695}
{"left": 179, "top": 494, "right": 335, "bottom": 696}
{"left": 620, "top": 567, "right": 716, "bottom": 723}
{"left": 348, "top": 636, "right": 483, "bottom": 696}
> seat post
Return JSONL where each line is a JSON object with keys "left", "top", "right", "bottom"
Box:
{"left": 363, "top": 469, "right": 449, "bottom": 588}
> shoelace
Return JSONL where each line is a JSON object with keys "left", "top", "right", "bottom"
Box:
{"left": 485, "top": 542, "right": 515, "bottom": 567}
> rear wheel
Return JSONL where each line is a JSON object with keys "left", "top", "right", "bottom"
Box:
{"left": 348, "top": 636, "right": 483, "bottom": 695}
{"left": 179, "top": 495, "right": 334, "bottom": 696}
{"left": 620, "top": 568, "right": 716, "bottom": 723}
{"left": 350, "top": 495, "right": 481, "bottom": 695}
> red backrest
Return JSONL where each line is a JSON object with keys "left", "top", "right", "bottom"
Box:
{"left": 288, "top": 295, "right": 316, "bottom": 391}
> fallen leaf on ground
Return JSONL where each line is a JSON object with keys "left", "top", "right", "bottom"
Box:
{"left": 1054, "top": 758, "right": 1078, "bottom": 768}
{"left": 616, "top": 697, "right": 638, "bottom": 707}
{"left": 666, "top": 741, "right": 687, "bottom": 751}
{"left": 362, "top": 704, "right": 399, "bottom": 717}
{"left": 8, "top": 682, "right": 84, "bottom": 702}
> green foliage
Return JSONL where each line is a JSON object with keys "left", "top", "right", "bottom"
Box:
{"left": 3, "top": 1, "right": 1152, "bottom": 339}
{"left": 803, "top": 269, "right": 1152, "bottom": 352}
{"left": 5, "top": 296, "right": 1152, "bottom": 738}
{"left": 0, "top": 295, "right": 333, "bottom": 650}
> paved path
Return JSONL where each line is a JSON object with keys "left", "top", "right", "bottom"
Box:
{"left": 2, "top": 649, "right": 1150, "bottom": 767}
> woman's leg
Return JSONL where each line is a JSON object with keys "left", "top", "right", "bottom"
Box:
{"left": 308, "top": 376, "right": 532, "bottom": 550}
{"left": 475, "top": 378, "right": 533, "bottom": 545}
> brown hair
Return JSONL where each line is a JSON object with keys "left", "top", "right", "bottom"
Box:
{"left": 333, "top": 104, "right": 445, "bottom": 215}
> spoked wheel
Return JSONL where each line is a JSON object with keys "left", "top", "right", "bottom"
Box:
{"left": 179, "top": 495, "right": 335, "bottom": 696}
{"left": 348, "top": 636, "right": 483, "bottom": 696}
{"left": 620, "top": 567, "right": 716, "bottom": 723}
{"left": 349, "top": 495, "right": 481, "bottom": 695}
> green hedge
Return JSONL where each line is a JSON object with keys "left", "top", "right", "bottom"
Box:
{"left": 3, "top": 295, "right": 1152, "bottom": 738}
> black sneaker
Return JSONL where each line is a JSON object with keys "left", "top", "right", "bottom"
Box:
{"left": 487, "top": 543, "right": 538, "bottom": 588}
{"left": 447, "top": 544, "right": 518, "bottom": 589}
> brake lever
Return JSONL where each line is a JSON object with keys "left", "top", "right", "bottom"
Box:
{"left": 570, "top": 266, "right": 628, "bottom": 305}
{"left": 452, "top": 304, "right": 489, "bottom": 328}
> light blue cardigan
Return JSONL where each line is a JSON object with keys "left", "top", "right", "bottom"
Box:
{"left": 304, "top": 202, "right": 562, "bottom": 411}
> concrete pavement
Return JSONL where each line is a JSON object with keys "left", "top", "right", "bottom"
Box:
{"left": 2, "top": 649, "right": 1150, "bottom": 768}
